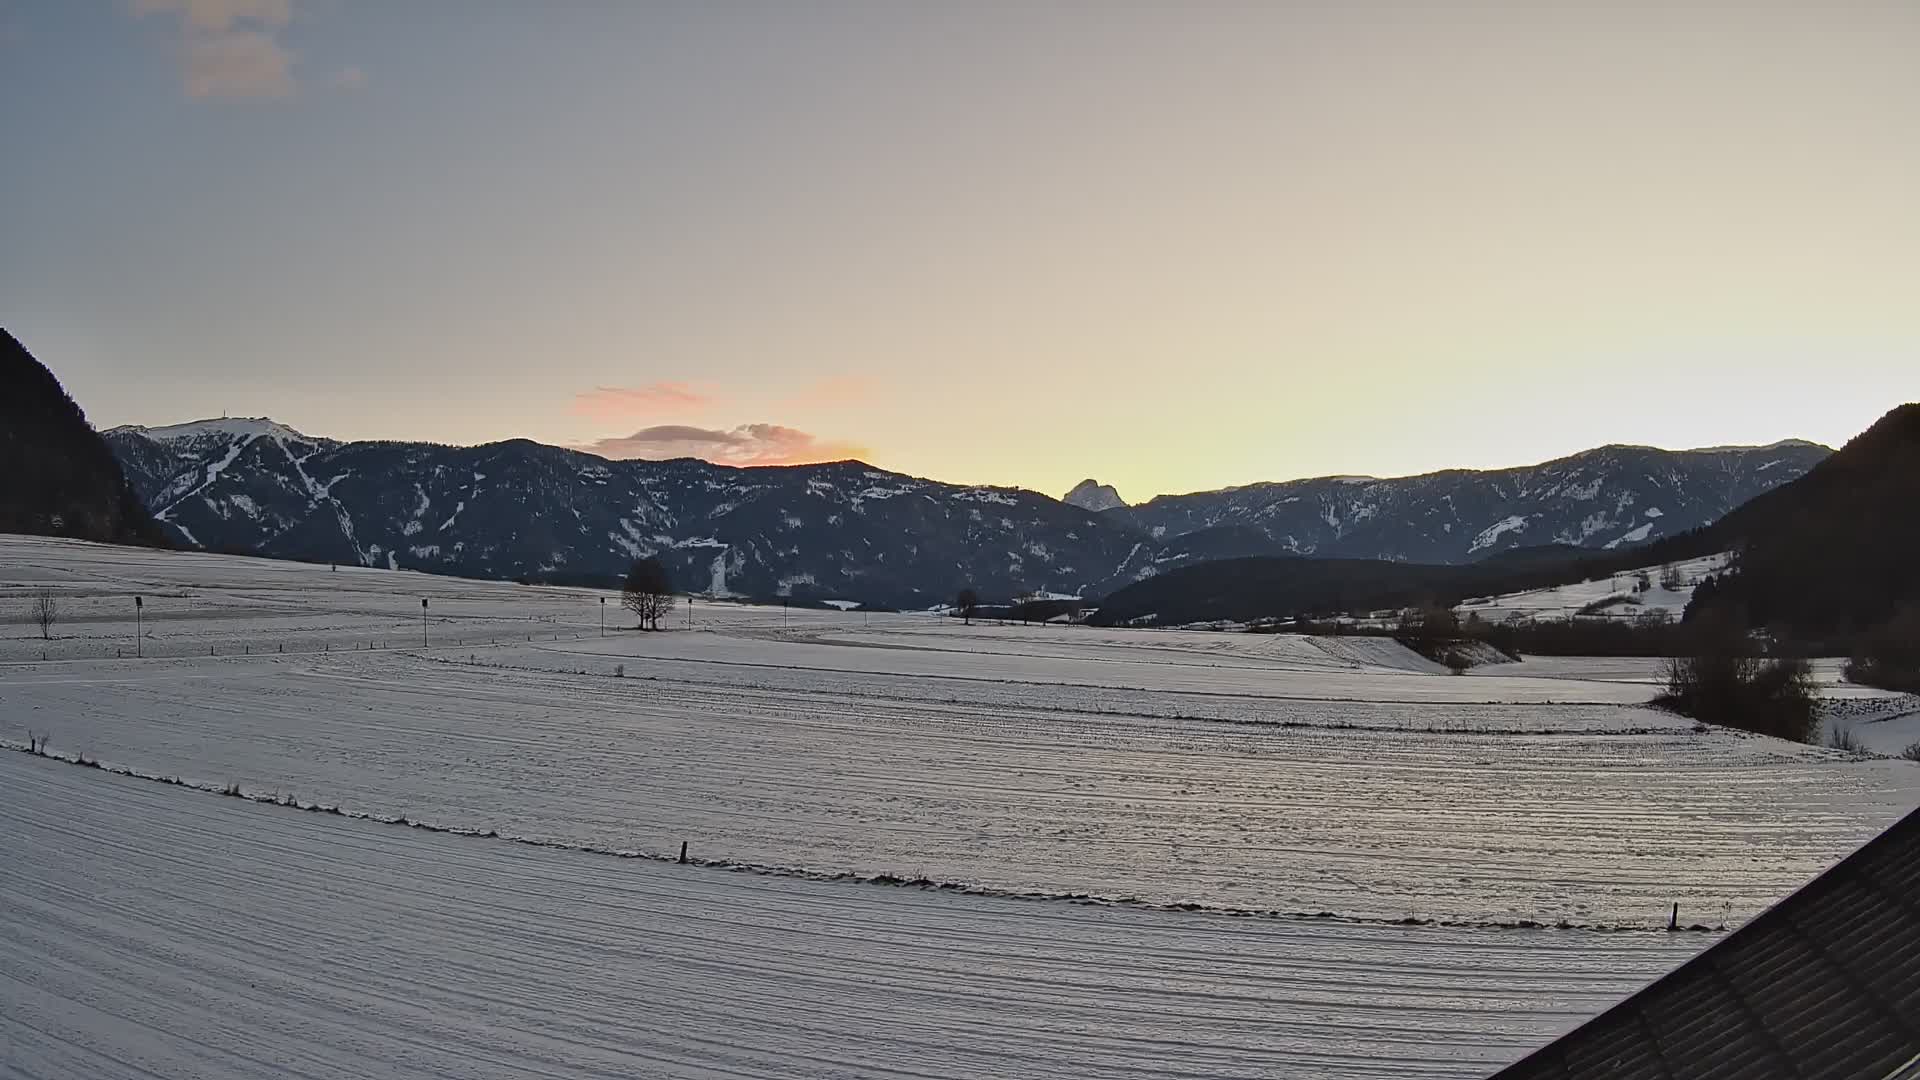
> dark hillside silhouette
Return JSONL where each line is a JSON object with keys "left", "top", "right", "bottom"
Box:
{"left": 1682, "top": 403, "right": 1920, "bottom": 638}
{"left": 0, "top": 330, "right": 167, "bottom": 546}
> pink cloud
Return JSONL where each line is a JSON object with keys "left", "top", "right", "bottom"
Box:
{"left": 572, "top": 382, "right": 713, "bottom": 419}
{"left": 577, "top": 423, "right": 872, "bottom": 467}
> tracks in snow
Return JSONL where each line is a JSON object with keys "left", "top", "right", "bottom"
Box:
{"left": 9, "top": 650, "right": 1914, "bottom": 927}
{"left": 0, "top": 751, "right": 1711, "bottom": 1080}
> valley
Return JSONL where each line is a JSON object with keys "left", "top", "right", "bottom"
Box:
{"left": 4, "top": 535, "right": 1916, "bottom": 1078}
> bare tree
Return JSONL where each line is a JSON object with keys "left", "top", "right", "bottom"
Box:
{"left": 622, "top": 557, "right": 677, "bottom": 631}
{"left": 955, "top": 587, "right": 979, "bottom": 626}
{"left": 1659, "top": 563, "right": 1685, "bottom": 592}
{"left": 31, "top": 590, "right": 57, "bottom": 641}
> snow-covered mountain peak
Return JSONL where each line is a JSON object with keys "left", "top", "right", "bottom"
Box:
{"left": 110, "top": 417, "right": 315, "bottom": 444}
{"left": 1063, "top": 479, "right": 1126, "bottom": 512}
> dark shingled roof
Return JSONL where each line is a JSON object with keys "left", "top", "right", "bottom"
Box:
{"left": 1491, "top": 806, "right": 1920, "bottom": 1080}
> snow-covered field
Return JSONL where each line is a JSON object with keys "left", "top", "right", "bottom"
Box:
{"left": 2, "top": 752, "right": 1709, "bottom": 1080}
{"left": 4, "top": 534, "right": 1919, "bottom": 1079}
{"left": 1823, "top": 694, "right": 1920, "bottom": 757}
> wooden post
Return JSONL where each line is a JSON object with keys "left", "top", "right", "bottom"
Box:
{"left": 1669, "top": 902, "right": 1679, "bottom": 931}
{"left": 677, "top": 841, "right": 689, "bottom": 864}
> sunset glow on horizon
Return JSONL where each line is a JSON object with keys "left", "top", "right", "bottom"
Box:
{"left": 5, "top": 2, "right": 1918, "bottom": 499}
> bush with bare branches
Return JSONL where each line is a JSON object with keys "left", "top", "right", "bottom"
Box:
{"left": 31, "top": 590, "right": 57, "bottom": 640}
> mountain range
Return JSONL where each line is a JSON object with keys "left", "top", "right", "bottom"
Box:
{"left": 1080, "top": 438, "right": 1828, "bottom": 565}
{"left": 1094, "top": 403, "right": 1919, "bottom": 637}
{"left": 101, "top": 414, "right": 1827, "bottom": 607}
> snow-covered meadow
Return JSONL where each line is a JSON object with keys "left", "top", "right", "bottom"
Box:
{"left": 4, "top": 534, "right": 1918, "bottom": 1079}
{"left": 1453, "top": 552, "right": 1727, "bottom": 624}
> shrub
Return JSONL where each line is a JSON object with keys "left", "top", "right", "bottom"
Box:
{"left": 1658, "top": 631, "right": 1818, "bottom": 744}
{"left": 1901, "top": 741, "right": 1920, "bottom": 762}
{"left": 1826, "top": 725, "right": 1863, "bottom": 753}
{"left": 1843, "top": 609, "right": 1920, "bottom": 693}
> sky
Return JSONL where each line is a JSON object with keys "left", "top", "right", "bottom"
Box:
{"left": 4, "top": 1, "right": 1919, "bottom": 500}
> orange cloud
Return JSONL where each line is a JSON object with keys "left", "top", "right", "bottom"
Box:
{"left": 577, "top": 424, "right": 871, "bottom": 467}
{"left": 182, "top": 28, "right": 293, "bottom": 98}
{"left": 573, "top": 382, "right": 712, "bottom": 419}
{"left": 133, "top": 0, "right": 296, "bottom": 99}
